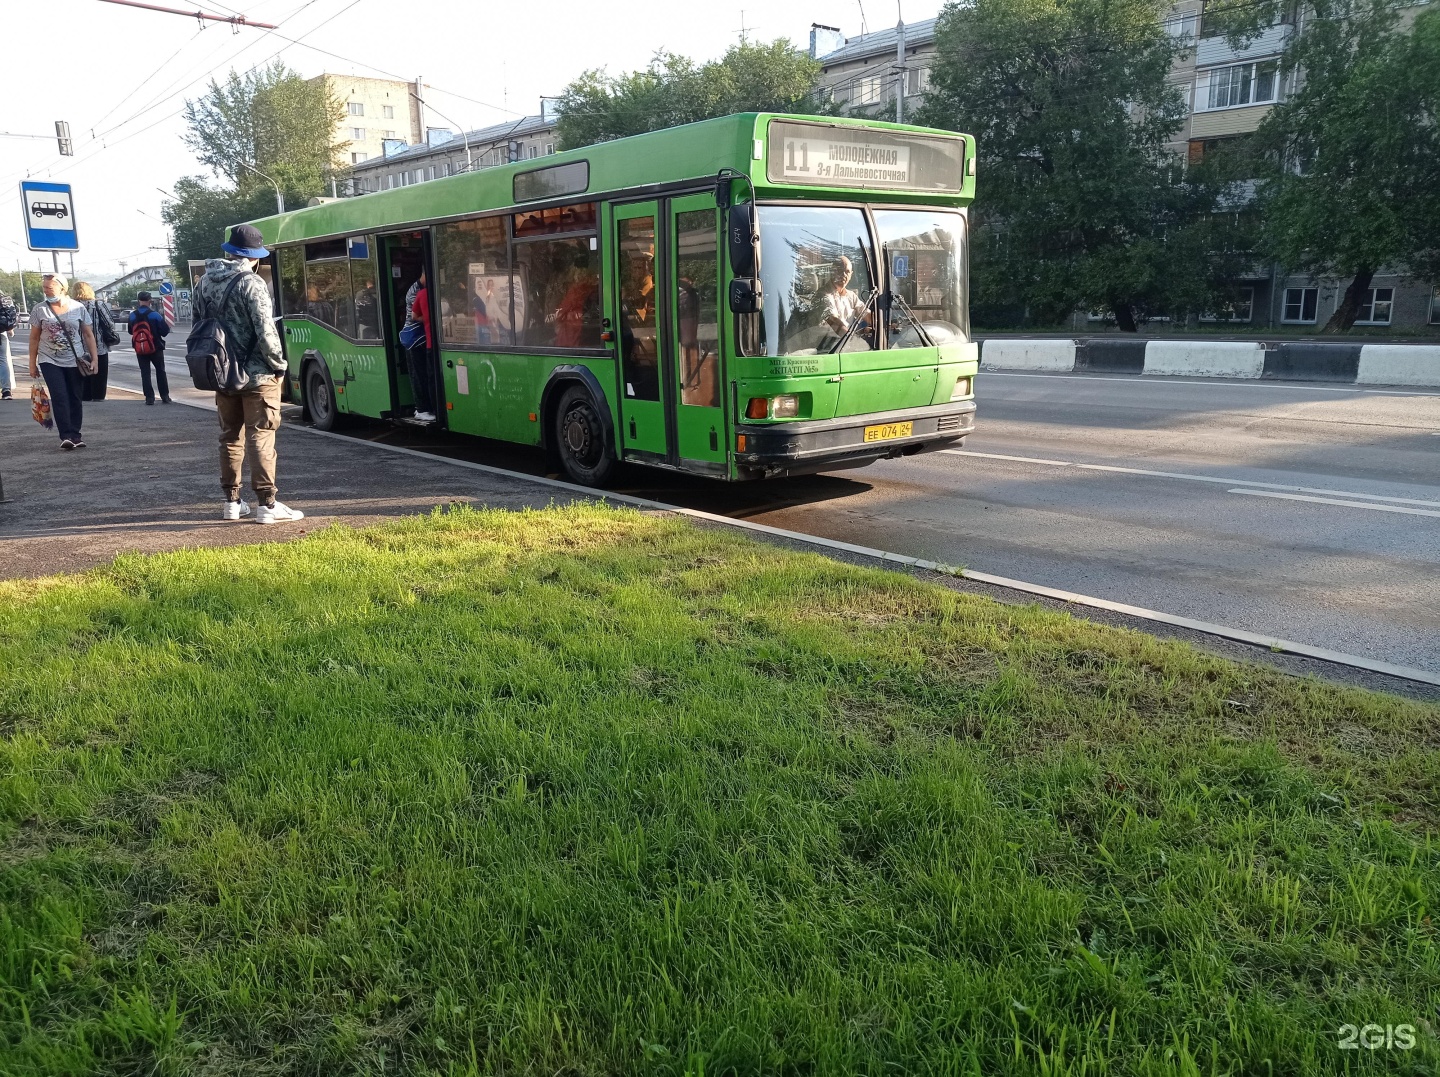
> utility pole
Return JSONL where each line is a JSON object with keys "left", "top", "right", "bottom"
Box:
{"left": 16, "top": 260, "right": 27, "bottom": 309}
{"left": 69, "top": 253, "right": 76, "bottom": 280}
{"left": 895, "top": 6, "right": 906, "bottom": 124}
{"left": 413, "top": 76, "right": 426, "bottom": 142}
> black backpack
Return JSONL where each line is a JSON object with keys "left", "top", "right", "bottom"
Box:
{"left": 0, "top": 292, "right": 16, "bottom": 333}
{"left": 185, "top": 274, "right": 248, "bottom": 392}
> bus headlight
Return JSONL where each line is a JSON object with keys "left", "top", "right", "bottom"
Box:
{"left": 950, "top": 376, "right": 972, "bottom": 401}
{"left": 769, "top": 395, "right": 800, "bottom": 418}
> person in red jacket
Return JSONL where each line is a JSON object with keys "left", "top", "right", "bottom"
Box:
{"left": 407, "top": 271, "right": 437, "bottom": 423}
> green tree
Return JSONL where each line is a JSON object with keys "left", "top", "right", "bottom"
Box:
{"left": 1234, "top": 0, "right": 1440, "bottom": 331}
{"left": 920, "top": 0, "right": 1252, "bottom": 330}
{"left": 163, "top": 177, "right": 300, "bottom": 276}
{"left": 182, "top": 61, "right": 344, "bottom": 193}
{"left": 557, "top": 39, "right": 829, "bottom": 149}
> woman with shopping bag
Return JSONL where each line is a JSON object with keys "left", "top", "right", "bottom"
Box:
{"left": 27, "top": 271, "right": 99, "bottom": 450}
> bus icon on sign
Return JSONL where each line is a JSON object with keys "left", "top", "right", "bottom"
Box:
{"left": 31, "top": 202, "right": 69, "bottom": 219}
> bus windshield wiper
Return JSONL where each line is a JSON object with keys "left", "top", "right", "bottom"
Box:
{"left": 827, "top": 289, "right": 876, "bottom": 354}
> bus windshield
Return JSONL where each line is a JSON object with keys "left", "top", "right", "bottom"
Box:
{"left": 754, "top": 205, "right": 968, "bottom": 356}
{"left": 873, "top": 209, "right": 969, "bottom": 345}
{"left": 757, "top": 206, "right": 876, "bottom": 357}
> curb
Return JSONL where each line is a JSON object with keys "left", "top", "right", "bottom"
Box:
{"left": 980, "top": 338, "right": 1440, "bottom": 387}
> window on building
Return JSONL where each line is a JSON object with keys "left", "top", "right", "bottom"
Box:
{"left": 348, "top": 102, "right": 364, "bottom": 117}
{"left": 351, "top": 151, "right": 368, "bottom": 164}
{"left": 528, "top": 144, "right": 540, "bottom": 159}
{"left": 382, "top": 105, "right": 395, "bottom": 119}
{"left": 303, "top": 240, "right": 354, "bottom": 337}
{"left": 351, "top": 127, "right": 366, "bottom": 140}
{"left": 1282, "top": 287, "right": 1318, "bottom": 323}
{"left": 851, "top": 74, "right": 888, "bottom": 106}
{"left": 1200, "top": 286, "right": 1254, "bottom": 323}
{"left": 1355, "top": 287, "right": 1393, "bottom": 325}
{"left": 385, "top": 130, "right": 396, "bottom": 139}
{"left": 1166, "top": 9, "right": 1198, "bottom": 41}
{"left": 1202, "top": 60, "right": 1280, "bottom": 109}
{"left": 906, "top": 66, "right": 931, "bottom": 96}
{"left": 545, "top": 143, "right": 555, "bottom": 155}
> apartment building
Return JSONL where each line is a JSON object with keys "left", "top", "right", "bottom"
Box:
{"left": 810, "top": 19, "right": 938, "bottom": 121}
{"left": 1167, "top": 2, "right": 1438, "bottom": 330}
{"left": 347, "top": 111, "right": 559, "bottom": 195}
{"left": 308, "top": 74, "right": 425, "bottom": 168}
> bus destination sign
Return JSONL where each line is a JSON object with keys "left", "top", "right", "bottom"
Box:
{"left": 766, "top": 121, "right": 965, "bottom": 194}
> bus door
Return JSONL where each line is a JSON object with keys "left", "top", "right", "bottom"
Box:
{"left": 668, "top": 193, "right": 725, "bottom": 468}
{"left": 611, "top": 202, "right": 669, "bottom": 459}
{"left": 379, "top": 230, "right": 440, "bottom": 425}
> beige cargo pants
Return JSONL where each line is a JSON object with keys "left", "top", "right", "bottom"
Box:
{"left": 216, "top": 379, "right": 283, "bottom": 503}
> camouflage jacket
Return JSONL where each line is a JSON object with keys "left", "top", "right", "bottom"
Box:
{"left": 194, "top": 257, "right": 285, "bottom": 389}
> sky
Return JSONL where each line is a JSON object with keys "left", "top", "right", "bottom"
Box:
{"left": 1, "top": 0, "right": 936, "bottom": 288}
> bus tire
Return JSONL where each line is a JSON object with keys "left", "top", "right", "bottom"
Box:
{"left": 304, "top": 360, "right": 341, "bottom": 432}
{"left": 554, "top": 384, "right": 616, "bottom": 486}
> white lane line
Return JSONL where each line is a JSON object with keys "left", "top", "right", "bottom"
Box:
{"left": 944, "top": 449, "right": 1440, "bottom": 508}
{"left": 97, "top": 385, "right": 1440, "bottom": 687}
{"left": 979, "top": 370, "right": 1440, "bottom": 397}
{"left": 1227, "top": 489, "right": 1440, "bottom": 518}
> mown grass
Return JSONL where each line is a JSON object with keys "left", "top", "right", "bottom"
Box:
{"left": 0, "top": 504, "right": 1436, "bottom": 1076}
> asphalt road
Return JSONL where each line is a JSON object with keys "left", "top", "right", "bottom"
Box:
{"left": 88, "top": 344, "right": 1440, "bottom": 675}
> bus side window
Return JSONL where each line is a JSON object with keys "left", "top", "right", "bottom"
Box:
{"left": 279, "top": 247, "right": 305, "bottom": 315}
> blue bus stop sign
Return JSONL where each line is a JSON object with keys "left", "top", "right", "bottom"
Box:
{"left": 19, "top": 181, "right": 79, "bottom": 251}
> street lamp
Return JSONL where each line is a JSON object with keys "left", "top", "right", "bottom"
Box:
{"left": 239, "top": 160, "right": 285, "bottom": 215}
{"left": 410, "top": 90, "right": 473, "bottom": 173}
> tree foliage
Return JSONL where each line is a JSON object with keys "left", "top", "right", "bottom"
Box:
{"left": 169, "top": 63, "right": 345, "bottom": 275}
{"left": 1233, "top": 0, "right": 1440, "bottom": 331}
{"left": 182, "top": 61, "right": 344, "bottom": 194}
{"left": 556, "top": 40, "right": 829, "bottom": 149}
{"left": 163, "top": 177, "right": 299, "bottom": 277}
{"left": 921, "top": 0, "right": 1252, "bottom": 330}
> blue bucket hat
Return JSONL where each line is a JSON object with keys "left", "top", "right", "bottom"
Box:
{"left": 222, "top": 223, "right": 269, "bottom": 259}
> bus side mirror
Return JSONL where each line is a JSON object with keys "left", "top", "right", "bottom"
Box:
{"left": 727, "top": 203, "right": 759, "bottom": 279}
{"left": 729, "top": 277, "right": 763, "bottom": 314}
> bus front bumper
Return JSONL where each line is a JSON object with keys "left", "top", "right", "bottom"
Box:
{"left": 734, "top": 400, "right": 976, "bottom": 478}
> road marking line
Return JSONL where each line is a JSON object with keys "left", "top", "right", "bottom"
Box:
{"left": 1227, "top": 489, "right": 1440, "bottom": 518}
{"left": 979, "top": 370, "right": 1440, "bottom": 397}
{"left": 104, "top": 383, "right": 1440, "bottom": 687}
{"left": 944, "top": 449, "right": 1440, "bottom": 508}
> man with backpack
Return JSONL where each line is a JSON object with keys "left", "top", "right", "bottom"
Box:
{"left": 191, "top": 223, "right": 302, "bottom": 524}
{"left": 127, "top": 292, "right": 172, "bottom": 404}
{"left": 0, "top": 289, "right": 17, "bottom": 400}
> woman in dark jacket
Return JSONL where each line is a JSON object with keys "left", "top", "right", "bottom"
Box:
{"left": 72, "top": 282, "right": 117, "bottom": 400}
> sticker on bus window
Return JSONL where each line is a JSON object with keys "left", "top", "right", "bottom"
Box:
{"left": 456, "top": 364, "right": 469, "bottom": 395}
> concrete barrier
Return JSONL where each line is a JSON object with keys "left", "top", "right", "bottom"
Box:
{"left": 1078, "top": 338, "right": 1147, "bottom": 374}
{"left": 1144, "top": 340, "right": 1265, "bottom": 378}
{"left": 981, "top": 339, "right": 1077, "bottom": 371}
{"left": 1356, "top": 345, "right": 1440, "bottom": 387}
{"left": 1264, "top": 343, "right": 1362, "bottom": 382}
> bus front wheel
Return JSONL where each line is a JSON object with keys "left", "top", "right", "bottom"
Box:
{"left": 554, "top": 385, "right": 616, "bottom": 486}
{"left": 305, "top": 361, "right": 341, "bottom": 432}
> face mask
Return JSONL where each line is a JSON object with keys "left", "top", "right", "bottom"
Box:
{"left": 46, "top": 295, "right": 62, "bottom": 304}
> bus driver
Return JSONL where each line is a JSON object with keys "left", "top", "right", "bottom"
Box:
{"left": 821, "top": 256, "right": 868, "bottom": 336}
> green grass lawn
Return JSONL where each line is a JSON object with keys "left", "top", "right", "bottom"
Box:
{"left": 1, "top": 505, "right": 1436, "bottom": 1075}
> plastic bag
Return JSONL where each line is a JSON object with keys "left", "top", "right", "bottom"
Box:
{"left": 31, "top": 381, "right": 53, "bottom": 429}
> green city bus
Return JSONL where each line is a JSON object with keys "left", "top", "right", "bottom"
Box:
{"left": 245, "top": 112, "right": 978, "bottom": 485}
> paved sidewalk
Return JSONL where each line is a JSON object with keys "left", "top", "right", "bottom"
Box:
{"left": 0, "top": 374, "right": 579, "bottom": 580}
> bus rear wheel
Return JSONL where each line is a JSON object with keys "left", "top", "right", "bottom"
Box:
{"left": 305, "top": 361, "right": 340, "bottom": 432}
{"left": 554, "top": 385, "right": 616, "bottom": 486}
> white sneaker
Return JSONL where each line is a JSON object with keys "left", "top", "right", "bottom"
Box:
{"left": 255, "top": 500, "right": 305, "bottom": 525}
{"left": 223, "top": 498, "right": 251, "bottom": 521}
{"left": 413, "top": 411, "right": 435, "bottom": 422}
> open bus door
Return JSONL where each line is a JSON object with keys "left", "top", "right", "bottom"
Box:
{"left": 609, "top": 194, "right": 726, "bottom": 473}
{"left": 378, "top": 230, "right": 441, "bottom": 427}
